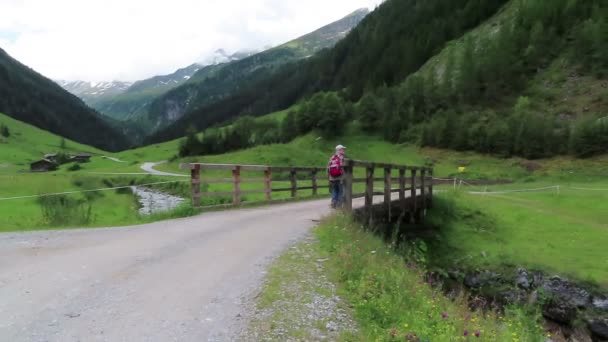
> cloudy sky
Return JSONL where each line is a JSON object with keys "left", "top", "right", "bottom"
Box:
{"left": 0, "top": 0, "right": 382, "bottom": 82}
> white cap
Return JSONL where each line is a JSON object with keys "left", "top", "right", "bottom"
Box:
{"left": 335, "top": 144, "right": 346, "bottom": 150}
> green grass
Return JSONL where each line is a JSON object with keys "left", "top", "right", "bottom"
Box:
{"left": 313, "top": 215, "right": 547, "bottom": 341}
{"left": 428, "top": 184, "right": 608, "bottom": 289}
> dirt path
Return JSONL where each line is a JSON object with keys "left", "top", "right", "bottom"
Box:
{"left": 140, "top": 161, "right": 187, "bottom": 177}
{"left": 0, "top": 200, "right": 336, "bottom": 341}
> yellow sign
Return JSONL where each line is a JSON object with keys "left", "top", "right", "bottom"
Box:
{"left": 458, "top": 166, "right": 466, "bottom": 173}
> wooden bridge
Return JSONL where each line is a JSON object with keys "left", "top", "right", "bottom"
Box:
{"left": 181, "top": 160, "right": 433, "bottom": 223}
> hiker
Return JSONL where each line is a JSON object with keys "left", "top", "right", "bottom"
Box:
{"left": 328, "top": 144, "right": 346, "bottom": 209}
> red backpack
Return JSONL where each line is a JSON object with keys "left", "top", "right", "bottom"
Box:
{"left": 328, "top": 155, "right": 343, "bottom": 177}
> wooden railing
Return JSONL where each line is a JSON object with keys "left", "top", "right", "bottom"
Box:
{"left": 180, "top": 160, "right": 433, "bottom": 221}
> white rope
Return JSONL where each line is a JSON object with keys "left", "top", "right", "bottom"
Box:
{"left": 568, "top": 187, "right": 608, "bottom": 191}
{"left": 467, "top": 186, "right": 559, "bottom": 195}
{"left": 0, "top": 180, "right": 189, "bottom": 201}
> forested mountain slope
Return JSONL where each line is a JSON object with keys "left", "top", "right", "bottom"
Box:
{"left": 148, "top": 0, "right": 508, "bottom": 143}
{"left": 141, "top": 8, "right": 370, "bottom": 135}
{"left": 155, "top": 0, "right": 607, "bottom": 159}
{"left": 0, "top": 48, "right": 129, "bottom": 151}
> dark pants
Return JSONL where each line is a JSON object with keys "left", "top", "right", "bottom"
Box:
{"left": 330, "top": 180, "right": 343, "bottom": 208}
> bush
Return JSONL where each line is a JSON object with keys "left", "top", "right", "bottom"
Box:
{"left": 0, "top": 123, "right": 9, "bottom": 138}
{"left": 37, "top": 195, "right": 93, "bottom": 226}
{"left": 68, "top": 163, "right": 81, "bottom": 172}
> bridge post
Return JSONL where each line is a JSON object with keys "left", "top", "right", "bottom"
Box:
{"left": 420, "top": 168, "right": 426, "bottom": 216}
{"left": 312, "top": 168, "right": 318, "bottom": 196}
{"left": 410, "top": 168, "right": 417, "bottom": 223}
{"left": 399, "top": 167, "right": 406, "bottom": 213}
{"left": 290, "top": 168, "right": 297, "bottom": 198}
{"left": 365, "top": 165, "right": 375, "bottom": 226}
{"left": 191, "top": 164, "right": 201, "bottom": 208}
{"left": 343, "top": 160, "right": 354, "bottom": 212}
{"left": 264, "top": 167, "right": 272, "bottom": 201}
{"left": 428, "top": 168, "right": 433, "bottom": 208}
{"left": 384, "top": 166, "right": 392, "bottom": 221}
{"left": 232, "top": 165, "right": 241, "bottom": 205}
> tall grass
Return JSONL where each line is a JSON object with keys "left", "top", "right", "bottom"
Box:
{"left": 37, "top": 195, "right": 93, "bottom": 226}
{"left": 315, "top": 215, "right": 547, "bottom": 341}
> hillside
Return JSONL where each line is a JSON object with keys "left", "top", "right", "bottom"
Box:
{"left": 149, "top": 0, "right": 607, "bottom": 160}
{"left": 88, "top": 50, "right": 255, "bottom": 123}
{"left": 139, "top": 8, "right": 369, "bottom": 135}
{"left": 56, "top": 80, "right": 133, "bottom": 107}
{"left": 0, "top": 48, "right": 129, "bottom": 151}
{"left": 0, "top": 112, "right": 105, "bottom": 168}
{"left": 148, "top": 0, "right": 508, "bottom": 143}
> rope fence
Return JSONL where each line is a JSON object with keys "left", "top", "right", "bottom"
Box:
{"left": 0, "top": 180, "right": 189, "bottom": 201}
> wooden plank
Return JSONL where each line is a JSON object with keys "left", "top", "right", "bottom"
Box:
{"left": 186, "top": 163, "right": 269, "bottom": 171}
{"left": 384, "top": 166, "right": 392, "bottom": 220}
{"left": 343, "top": 160, "right": 354, "bottom": 212}
{"left": 181, "top": 163, "right": 194, "bottom": 170}
{"left": 420, "top": 168, "right": 426, "bottom": 212}
{"left": 428, "top": 168, "right": 434, "bottom": 208}
{"left": 410, "top": 168, "right": 417, "bottom": 223}
{"left": 290, "top": 169, "right": 297, "bottom": 198}
{"left": 200, "top": 191, "right": 235, "bottom": 197}
{"left": 271, "top": 166, "right": 321, "bottom": 172}
{"left": 312, "top": 168, "right": 318, "bottom": 196}
{"left": 365, "top": 166, "right": 374, "bottom": 225}
{"left": 191, "top": 164, "right": 201, "bottom": 207}
{"left": 264, "top": 168, "right": 272, "bottom": 201}
{"left": 399, "top": 167, "right": 406, "bottom": 212}
{"left": 232, "top": 166, "right": 241, "bottom": 205}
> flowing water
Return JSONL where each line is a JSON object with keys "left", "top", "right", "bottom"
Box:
{"left": 131, "top": 186, "right": 184, "bottom": 215}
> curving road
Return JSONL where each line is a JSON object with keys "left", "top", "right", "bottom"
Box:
{"left": 0, "top": 199, "right": 336, "bottom": 342}
{"left": 140, "top": 162, "right": 188, "bottom": 177}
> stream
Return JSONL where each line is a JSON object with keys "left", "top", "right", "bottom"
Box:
{"left": 131, "top": 186, "right": 185, "bottom": 215}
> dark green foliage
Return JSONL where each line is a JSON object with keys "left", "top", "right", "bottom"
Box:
{"left": 60, "top": 138, "right": 67, "bottom": 150}
{"left": 318, "top": 93, "right": 346, "bottom": 138}
{"left": 149, "top": 0, "right": 508, "bottom": 143}
{"left": 570, "top": 116, "right": 608, "bottom": 157}
{"left": 357, "top": 94, "right": 380, "bottom": 132}
{"left": 0, "top": 48, "right": 129, "bottom": 151}
{"left": 37, "top": 195, "right": 93, "bottom": 226}
{"left": 0, "top": 123, "right": 9, "bottom": 137}
{"left": 68, "top": 163, "right": 82, "bottom": 172}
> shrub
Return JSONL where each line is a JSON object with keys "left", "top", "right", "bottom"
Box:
{"left": 0, "top": 123, "right": 9, "bottom": 138}
{"left": 37, "top": 195, "right": 93, "bottom": 226}
{"left": 68, "top": 163, "right": 81, "bottom": 172}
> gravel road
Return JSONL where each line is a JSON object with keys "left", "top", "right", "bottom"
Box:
{"left": 0, "top": 199, "right": 335, "bottom": 342}
{"left": 140, "top": 162, "right": 187, "bottom": 177}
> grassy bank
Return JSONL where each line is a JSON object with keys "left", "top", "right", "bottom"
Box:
{"left": 427, "top": 185, "right": 608, "bottom": 289}
{"left": 310, "top": 215, "right": 547, "bottom": 341}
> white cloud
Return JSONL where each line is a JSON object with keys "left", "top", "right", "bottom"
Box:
{"left": 0, "top": 0, "right": 382, "bottom": 82}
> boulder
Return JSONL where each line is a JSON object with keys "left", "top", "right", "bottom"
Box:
{"left": 516, "top": 268, "right": 530, "bottom": 289}
{"left": 542, "top": 276, "right": 591, "bottom": 308}
{"left": 543, "top": 301, "right": 577, "bottom": 324}
{"left": 464, "top": 271, "right": 501, "bottom": 289}
{"left": 593, "top": 297, "right": 608, "bottom": 312}
{"left": 588, "top": 319, "right": 608, "bottom": 340}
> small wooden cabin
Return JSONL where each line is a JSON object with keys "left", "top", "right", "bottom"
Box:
{"left": 30, "top": 159, "right": 57, "bottom": 172}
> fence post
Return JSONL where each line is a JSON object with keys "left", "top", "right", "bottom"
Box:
{"left": 191, "top": 164, "right": 201, "bottom": 208}
{"left": 399, "top": 167, "right": 406, "bottom": 213}
{"left": 420, "top": 168, "right": 427, "bottom": 216}
{"left": 343, "top": 160, "right": 354, "bottom": 212}
{"left": 365, "top": 165, "right": 375, "bottom": 226}
{"left": 428, "top": 168, "right": 434, "bottom": 208}
{"left": 232, "top": 165, "right": 241, "bottom": 205}
{"left": 384, "top": 166, "right": 392, "bottom": 220}
{"left": 264, "top": 167, "right": 272, "bottom": 201}
{"left": 410, "top": 168, "right": 417, "bottom": 223}
{"left": 312, "top": 168, "right": 318, "bottom": 196}
{"left": 290, "top": 168, "right": 297, "bottom": 198}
